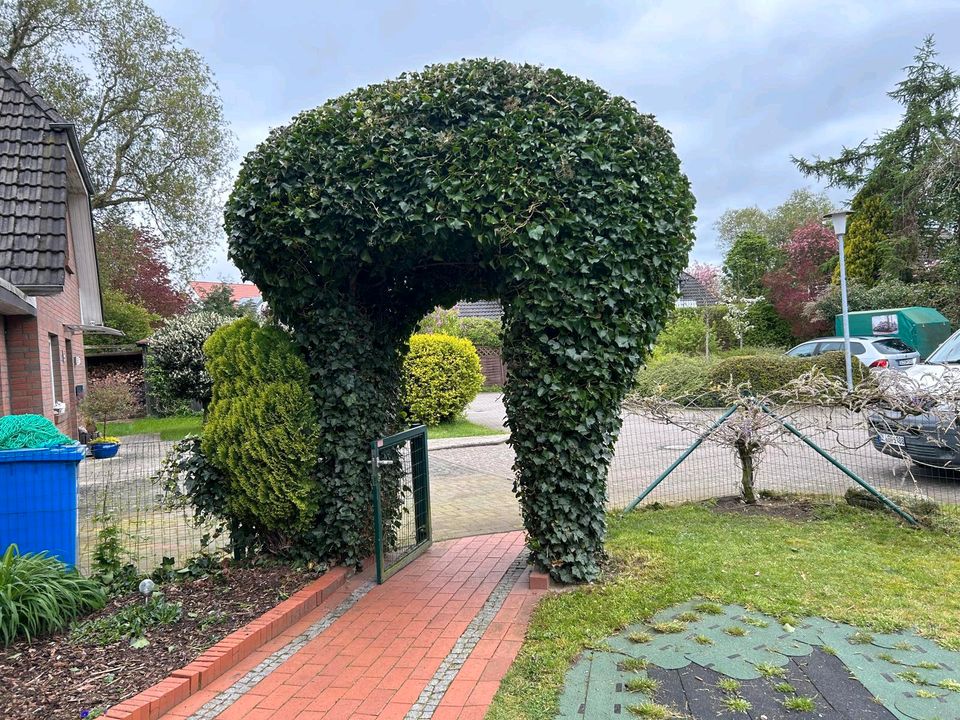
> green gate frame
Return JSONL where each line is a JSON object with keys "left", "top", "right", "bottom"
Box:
{"left": 623, "top": 402, "right": 918, "bottom": 526}
{"left": 371, "top": 424, "right": 432, "bottom": 583}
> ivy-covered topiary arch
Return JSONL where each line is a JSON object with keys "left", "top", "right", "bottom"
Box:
{"left": 225, "top": 59, "right": 695, "bottom": 582}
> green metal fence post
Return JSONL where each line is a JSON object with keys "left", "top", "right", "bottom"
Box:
{"left": 623, "top": 404, "right": 738, "bottom": 513}
{"left": 759, "top": 405, "right": 919, "bottom": 526}
{"left": 370, "top": 440, "right": 384, "bottom": 584}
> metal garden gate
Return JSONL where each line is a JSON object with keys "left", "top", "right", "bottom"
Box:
{"left": 371, "top": 425, "right": 431, "bottom": 583}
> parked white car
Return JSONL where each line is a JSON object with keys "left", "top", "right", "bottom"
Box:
{"left": 785, "top": 336, "right": 920, "bottom": 370}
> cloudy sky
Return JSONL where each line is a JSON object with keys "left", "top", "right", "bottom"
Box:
{"left": 151, "top": 0, "right": 960, "bottom": 282}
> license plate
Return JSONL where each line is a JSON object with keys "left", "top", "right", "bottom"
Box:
{"left": 878, "top": 432, "right": 905, "bottom": 447}
{"left": 898, "top": 358, "right": 916, "bottom": 366}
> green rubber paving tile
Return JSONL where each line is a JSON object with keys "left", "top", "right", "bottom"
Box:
{"left": 556, "top": 600, "right": 960, "bottom": 720}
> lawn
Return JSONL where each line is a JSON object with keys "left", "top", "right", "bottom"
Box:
{"left": 110, "top": 415, "right": 502, "bottom": 441}
{"left": 110, "top": 415, "right": 202, "bottom": 441}
{"left": 488, "top": 501, "right": 960, "bottom": 720}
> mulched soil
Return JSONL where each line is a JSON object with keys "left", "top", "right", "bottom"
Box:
{"left": 0, "top": 565, "right": 320, "bottom": 720}
{"left": 712, "top": 494, "right": 819, "bottom": 520}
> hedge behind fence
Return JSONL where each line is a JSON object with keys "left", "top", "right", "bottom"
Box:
{"left": 635, "top": 350, "right": 866, "bottom": 405}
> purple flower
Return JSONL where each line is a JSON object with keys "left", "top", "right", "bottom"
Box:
{"left": 81, "top": 711, "right": 90, "bottom": 719}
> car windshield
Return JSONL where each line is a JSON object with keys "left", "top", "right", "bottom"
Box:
{"left": 926, "top": 331, "right": 960, "bottom": 364}
{"left": 872, "top": 338, "right": 916, "bottom": 355}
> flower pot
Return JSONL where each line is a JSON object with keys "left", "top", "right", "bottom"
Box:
{"left": 90, "top": 442, "right": 120, "bottom": 459}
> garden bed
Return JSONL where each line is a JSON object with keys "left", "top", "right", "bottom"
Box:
{"left": 0, "top": 565, "right": 319, "bottom": 720}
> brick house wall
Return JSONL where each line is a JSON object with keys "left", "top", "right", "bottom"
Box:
{"left": 2, "top": 244, "right": 87, "bottom": 438}
{"left": 0, "top": 316, "right": 8, "bottom": 416}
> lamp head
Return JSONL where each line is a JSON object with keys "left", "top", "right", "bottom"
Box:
{"left": 823, "top": 210, "right": 852, "bottom": 236}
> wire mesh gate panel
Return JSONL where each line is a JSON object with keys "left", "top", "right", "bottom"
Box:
{"left": 371, "top": 425, "right": 431, "bottom": 583}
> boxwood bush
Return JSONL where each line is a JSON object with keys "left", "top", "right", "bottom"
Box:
{"left": 403, "top": 334, "right": 484, "bottom": 426}
{"left": 0, "top": 545, "right": 105, "bottom": 645}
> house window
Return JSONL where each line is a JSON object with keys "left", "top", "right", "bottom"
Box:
{"left": 49, "top": 334, "right": 62, "bottom": 403}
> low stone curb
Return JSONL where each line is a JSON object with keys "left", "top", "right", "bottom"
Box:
{"left": 428, "top": 434, "right": 509, "bottom": 451}
{"left": 103, "top": 566, "right": 351, "bottom": 720}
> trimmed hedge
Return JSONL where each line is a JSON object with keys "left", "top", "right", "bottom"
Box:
{"left": 635, "top": 350, "right": 864, "bottom": 404}
{"left": 202, "top": 319, "right": 324, "bottom": 542}
{"left": 403, "top": 334, "right": 484, "bottom": 426}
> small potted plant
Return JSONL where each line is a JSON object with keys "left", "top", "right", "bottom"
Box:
{"left": 80, "top": 375, "right": 137, "bottom": 459}
{"left": 89, "top": 435, "right": 122, "bottom": 459}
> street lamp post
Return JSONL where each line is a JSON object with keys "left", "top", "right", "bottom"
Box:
{"left": 824, "top": 210, "right": 854, "bottom": 393}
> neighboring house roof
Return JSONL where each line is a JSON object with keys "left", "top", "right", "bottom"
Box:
{"left": 678, "top": 271, "right": 718, "bottom": 306}
{"left": 190, "top": 281, "right": 263, "bottom": 303}
{"left": 454, "top": 300, "right": 503, "bottom": 320}
{"left": 0, "top": 58, "right": 74, "bottom": 294}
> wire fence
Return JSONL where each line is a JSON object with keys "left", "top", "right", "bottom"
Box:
{"left": 608, "top": 405, "right": 960, "bottom": 513}
{"left": 68, "top": 400, "right": 960, "bottom": 574}
{"left": 78, "top": 439, "right": 227, "bottom": 575}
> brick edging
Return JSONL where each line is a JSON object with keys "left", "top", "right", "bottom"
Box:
{"left": 104, "top": 566, "right": 350, "bottom": 720}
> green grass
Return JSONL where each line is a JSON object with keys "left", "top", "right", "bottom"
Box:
{"left": 721, "top": 696, "right": 752, "bottom": 713}
{"left": 619, "top": 657, "right": 650, "bottom": 672}
{"left": 782, "top": 696, "right": 816, "bottom": 712}
{"left": 110, "top": 415, "right": 202, "bottom": 441}
{"left": 487, "top": 503, "right": 960, "bottom": 720}
{"left": 109, "top": 415, "right": 501, "bottom": 441}
{"left": 626, "top": 702, "right": 678, "bottom": 719}
{"left": 425, "top": 418, "right": 505, "bottom": 439}
{"left": 625, "top": 676, "right": 660, "bottom": 694}
{"left": 716, "top": 678, "right": 741, "bottom": 693}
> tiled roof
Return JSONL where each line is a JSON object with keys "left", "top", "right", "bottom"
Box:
{"left": 190, "top": 281, "right": 263, "bottom": 303}
{"left": 0, "top": 58, "right": 70, "bottom": 293}
{"left": 455, "top": 300, "right": 503, "bottom": 319}
{"left": 678, "top": 271, "right": 718, "bottom": 306}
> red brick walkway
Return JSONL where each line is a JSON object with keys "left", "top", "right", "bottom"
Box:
{"left": 161, "top": 531, "right": 543, "bottom": 720}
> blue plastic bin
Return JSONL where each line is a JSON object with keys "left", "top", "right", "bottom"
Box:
{"left": 0, "top": 443, "right": 84, "bottom": 567}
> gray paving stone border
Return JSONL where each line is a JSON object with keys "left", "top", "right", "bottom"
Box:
{"left": 404, "top": 552, "right": 529, "bottom": 720}
{"left": 183, "top": 581, "right": 376, "bottom": 720}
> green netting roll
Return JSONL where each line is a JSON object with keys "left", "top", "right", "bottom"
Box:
{"left": 0, "top": 414, "right": 75, "bottom": 450}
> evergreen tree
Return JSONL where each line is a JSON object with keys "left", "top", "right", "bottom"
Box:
{"left": 795, "top": 37, "right": 959, "bottom": 254}
{"left": 842, "top": 195, "right": 892, "bottom": 287}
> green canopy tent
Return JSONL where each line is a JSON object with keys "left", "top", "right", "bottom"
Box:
{"left": 836, "top": 306, "right": 952, "bottom": 359}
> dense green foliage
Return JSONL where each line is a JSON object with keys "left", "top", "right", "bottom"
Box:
{"left": 635, "top": 350, "right": 861, "bottom": 405}
{"left": 403, "top": 334, "right": 483, "bottom": 425}
{"left": 146, "top": 311, "right": 232, "bottom": 414}
{"left": 842, "top": 195, "right": 892, "bottom": 287}
{"left": 86, "top": 288, "right": 156, "bottom": 348}
{"left": 707, "top": 351, "right": 864, "bottom": 397}
{"left": 203, "top": 319, "right": 325, "bottom": 545}
{"left": 723, "top": 232, "right": 780, "bottom": 296}
{"left": 0, "top": 545, "right": 105, "bottom": 645}
{"left": 225, "top": 59, "right": 695, "bottom": 581}
{"left": 654, "top": 312, "right": 715, "bottom": 355}
{"left": 742, "top": 299, "right": 794, "bottom": 347}
{"left": 634, "top": 353, "right": 715, "bottom": 402}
